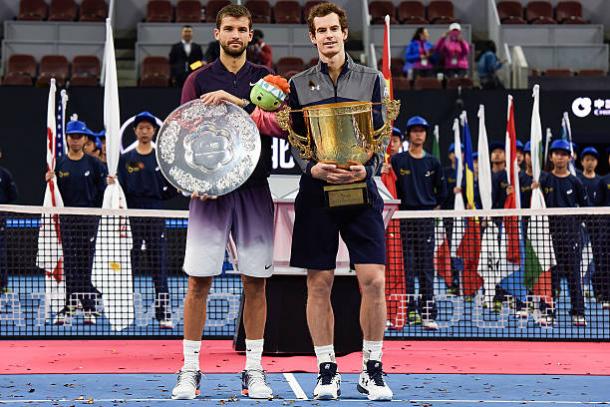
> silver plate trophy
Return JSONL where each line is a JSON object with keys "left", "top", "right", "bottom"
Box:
{"left": 156, "top": 100, "right": 261, "bottom": 196}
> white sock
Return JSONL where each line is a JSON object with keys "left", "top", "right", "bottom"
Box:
{"left": 245, "top": 338, "right": 264, "bottom": 370}
{"left": 363, "top": 340, "right": 383, "bottom": 366}
{"left": 314, "top": 344, "right": 336, "bottom": 366}
{"left": 183, "top": 339, "right": 201, "bottom": 371}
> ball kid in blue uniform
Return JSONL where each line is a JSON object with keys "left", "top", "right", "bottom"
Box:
{"left": 441, "top": 142, "right": 463, "bottom": 294}
{"left": 391, "top": 116, "right": 447, "bottom": 330}
{"left": 46, "top": 120, "right": 108, "bottom": 325}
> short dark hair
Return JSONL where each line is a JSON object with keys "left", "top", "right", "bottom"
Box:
{"left": 182, "top": 25, "right": 192, "bottom": 30}
{"left": 216, "top": 4, "right": 252, "bottom": 30}
{"left": 307, "top": 2, "right": 348, "bottom": 36}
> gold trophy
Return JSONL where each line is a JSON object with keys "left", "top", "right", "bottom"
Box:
{"left": 277, "top": 98, "right": 400, "bottom": 208}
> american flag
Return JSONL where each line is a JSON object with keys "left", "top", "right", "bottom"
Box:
{"left": 56, "top": 90, "right": 68, "bottom": 157}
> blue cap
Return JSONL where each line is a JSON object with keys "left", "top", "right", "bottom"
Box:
{"left": 581, "top": 146, "right": 599, "bottom": 158}
{"left": 550, "top": 139, "right": 571, "bottom": 153}
{"left": 391, "top": 126, "right": 404, "bottom": 140}
{"left": 133, "top": 111, "right": 159, "bottom": 128}
{"left": 406, "top": 116, "right": 429, "bottom": 132}
{"left": 490, "top": 141, "right": 505, "bottom": 152}
{"left": 66, "top": 120, "right": 93, "bottom": 136}
{"left": 524, "top": 141, "right": 531, "bottom": 153}
{"left": 94, "top": 130, "right": 105, "bottom": 139}
{"left": 473, "top": 152, "right": 479, "bottom": 160}
{"left": 516, "top": 140, "right": 524, "bottom": 151}
{"left": 448, "top": 143, "right": 464, "bottom": 154}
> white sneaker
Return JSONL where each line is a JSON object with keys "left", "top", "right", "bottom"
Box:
{"left": 422, "top": 320, "right": 439, "bottom": 330}
{"left": 171, "top": 369, "right": 202, "bottom": 400}
{"left": 602, "top": 302, "right": 610, "bottom": 310}
{"left": 53, "top": 307, "right": 74, "bottom": 325}
{"left": 537, "top": 315, "right": 555, "bottom": 327}
{"left": 572, "top": 315, "right": 587, "bottom": 327}
{"left": 515, "top": 309, "right": 528, "bottom": 319}
{"left": 313, "top": 362, "right": 341, "bottom": 400}
{"left": 84, "top": 311, "right": 97, "bottom": 325}
{"left": 241, "top": 369, "right": 272, "bottom": 399}
{"left": 159, "top": 319, "right": 174, "bottom": 329}
{"left": 357, "top": 360, "right": 393, "bottom": 401}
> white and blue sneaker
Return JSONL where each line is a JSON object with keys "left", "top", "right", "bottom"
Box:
{"left": 357, "top": 360, "right": 393, "bottom": 401}
{"left": 313, "top": 362, "right": 341, "bottom": 400}
{"left": 171, "top": 369, "right": 201, "bottom": 400}
{"left": 241, "top": 369, "right": 273, "bottom": 399}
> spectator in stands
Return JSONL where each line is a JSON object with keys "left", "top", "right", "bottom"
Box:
{"left": 533, "top": 139, "right": 589, "bottom": 327}
{"left": 45, "top": 120, "right": 107, "bottom": 326}
{"left": 392, "top": 116, "right": 447, "bottom": 331}
{"left": 403, "top": 28, "right": 434, "bottom": 79}
{"left": 0, "top": 146, "right": 18, "bottom": 294}
{"left": 204, "top": 40, "right": 220, "bottom": 63}
{"left": 108, "top": 112, "right": 176, "bottom": 329}
{"left": 433, "top": 23, "right": 470, "bottom": 78}
{"left": 247, "top": 29, "right": 273, "bottom": 69}
{"left": 169, "top": 25, "right": 204, "bottom": 88}
{"left": 476, "top": 40, "right": 504, "bottom": 90}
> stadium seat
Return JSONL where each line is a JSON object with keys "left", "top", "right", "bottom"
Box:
{"left": 176, "top": 0, "right": 201, "bottom": 23}
{"left": 245, "top": 0, "right": 272, "bottom": 23}
{"left": 70, "top": 55, "right": 100, "bottom": 87}
{"left": 2, "top": 72, "right": 35, "bottom": 86}
{"left": 48, "top": 0, "right": 78, "bottom": 21}
{"left": 79, "top": 0, "right": 107, "bottom": 21}
{"left": 205, "top": 0, "right": 231, "bottom": 22}
{"left": 413, "top": 76, "right": 442, "bottom": 90}
{"left": 18, "top": 0, "right": 48, "bottom": 20}
{"left": 393, "top": 76, "right": 411, "bottom": 90}
{"left": 556, "top": 1, "right": 587, "bottom": 24}
{"left": 544, "top": 68, "right": 572, "bottom": 77}
{"left": 146, "top": 0, "right": 172, "bottom": 23}
{"left": 303, "top": 1, "right": 323, "bottom": 21}
{"left": 497, "top": 1, "right": 527, "bottom": 24}
{"left": 273, "top": 1, "right": 301, "bottom": 24}
{"left": 398, "top": 1, "right": 428, "bottom": 24}
{"left": 5, "top": 54, "right": 37, "bottom": 80}
{"left": 140, "top": 56, "right": 170, "bottom": 87}
{"left": 36, "top": 55, "right": 69, "bottom": 87}
{"left": 578, "top": 69, "right": 606, "bottom": 77}
{"left": 427, "top": 1, "right": 456, "bottom": 24}
{"left": 526, "top": 1, "right": 556, "bottom": 24}
{"left": 379, "top": 58, "right": 405, "bottom": 78}
{"left": 275, "top": 57, "right": 305, "bottom": 77}
{"left": 369, "top": 1, "right": 397, "bottom": 24}
{"left": 446, "top": 77, "right": 474, "bottom": 89}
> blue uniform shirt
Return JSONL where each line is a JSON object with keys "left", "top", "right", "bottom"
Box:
{"left": 391, "top": 151, "right": 447, "bottom": 210}
{"left": 118, "top": 149, "right": 176, "bottom": 209}
{"left": 539, "top": 171, "right": 589, "bottom": 208}
{"left": 55, "top": 154, "right": 107, "bottom": 207}
{"left": 519, "top": 171, "right": 533, "bottom": 208}
{"left": 577, "top": 172, "right": 604, "bottom": 206}
{"left": 0, "top": 166, "right": 18, "bottom": 204}
{"left": 492, "top": 170, "right": 509, "bottom": 208}
{"left": 601, "top": 175, "right": 610, "bottom": 206}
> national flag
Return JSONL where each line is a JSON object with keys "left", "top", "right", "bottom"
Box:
{"left": 91, "top": 18, "right": 134, "bottom": 331}
{"left": 36, "top": 78, "right": 66, "bottom": 318}
{"left": 457, "top": 112, "right": 482, "bottom": 296}
{"left": 560, "top": 112, "right": 576, "bottom": 176}
{"left": 544, "top": 128, "right": 552, "bottom": 171}
{"left": 381, "top": 14, "right": 393, "bottom": 99}
{"left": 450, "top": 118, "right": 465, "bottom": 258}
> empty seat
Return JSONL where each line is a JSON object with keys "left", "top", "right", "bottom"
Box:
{"left": 146, "top": 0, "right": 172, "bottom": 23}
{"left": 413, "top": 76, "right": 442, "bottom": 90}
{"left": 48, "top": 0, "right": 78, "bottom": 21}
{"left": 369, "top": 1, "right": 397, "bottom": 24}
{"left": 446, "top": 77, "right": 474, "bottom": 89}
{"left": 578, "top": 69, "right": 606, "bottom": 77}
{"left": 3, "top": 72, "right": 35, "bottom": 86}
{"left": 6, "top": 54, "right": 37, "bottom": 79}
{"left": 526, "top": 1, "right": 556, "bottom": 24}
{"left": 176, "top": 0, "right": 201, "bottom": 23}
{"left": 379, "top": 58, "right": 405, "bottom": 78}
{"left": 303, "top": 1, "right": 323, "bottom": 21}
{"left": 427, "top": 0, "right": 456, "bottom": 24}
{"left": 205, "top": 0, "right": 231, "bottom": 22}
{"left": 18, "top": 0, "right": 48, "bottom": 20}
{"left": 245, "top": 0, "right": 272, "bottom": 23}
{"left": 37, "top": 55, "right": 69, "bottom": 87}
{"left": 393, "top": 76, "right": 411, "bottom": 90}
{"left": 398, "top": 1, "right": 428, "bottom": 24}
{"left": 275, "top": 57, "right": 305, "bottom": 77}
{"left": 497, "top": 1, "right": 526, "bottom": 24}
{"left": 70, "top": 55, "right": 100, "bottom": 87}
{"left": 544, "top": 68, "right": 572, "bottom": 77}
{"left": 79, "top": 0, "right": 107, "bottom": 21}
{"left": 273, "top": 1, "right": 301, "bottom": 24}
{"left": 556, "top": 1, "right": 587, "bottom": 24}
{"left": 140, "top": 56, "right": 170, "bottom": 87}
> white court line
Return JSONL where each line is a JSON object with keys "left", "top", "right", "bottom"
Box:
{"left": 0, "top": 399, "right": 608, "bottom": 404}
{"left": 283, "top": 372, "right": 309, "bottom": 400}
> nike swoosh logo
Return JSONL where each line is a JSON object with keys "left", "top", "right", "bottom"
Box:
{"left": 265, "top": 264, "right": 272, "bottom": 270}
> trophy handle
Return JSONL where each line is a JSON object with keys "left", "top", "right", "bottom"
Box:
{"left": 372, "top": 97, "right": 401, "bottom": 152}
{"left": 276, "top": 107, "right": 313, "bottom": 160}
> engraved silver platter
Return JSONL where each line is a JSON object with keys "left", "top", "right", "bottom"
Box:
{"left": 156, "top": 100, "right": 261, "bottom": 196}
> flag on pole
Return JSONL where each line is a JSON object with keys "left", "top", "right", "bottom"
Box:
{"left": 544, "top": 128, "right": 552, "bottom": 171}
{"left": 457, "top": 112, "right": 482, "bottom": 296}
{"left": 36, "top": 78, "right": 66, "bottom": 318}
{"left": 91, "top": 18, "right": 134, "bottom": 331}
{"left": 561, "top": 112, "right": 576, "bottom": 176}
{"left": 381, "top": 14, "right": 393, "bottom": 99}
{"left": 451, "top": 118, "right": 465, "bottom": 257}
